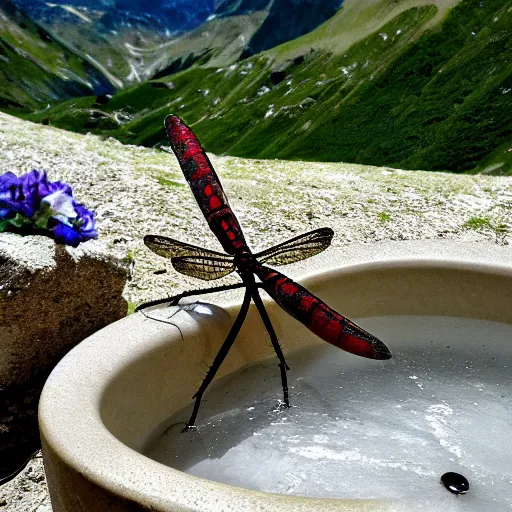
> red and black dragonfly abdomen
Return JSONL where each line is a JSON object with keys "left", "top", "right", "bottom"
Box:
{"left": 253, "top": 263, "right": 391, "bottom": 360}
{"left": 165, "top": 115, "right": 249, "bottom": 255}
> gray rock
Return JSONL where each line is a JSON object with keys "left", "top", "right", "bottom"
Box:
{"left": 0, "top": 233, "right": 128, "bottom": 491}
{"left": 0, "top": 233, "right": 129, "bottom": 387}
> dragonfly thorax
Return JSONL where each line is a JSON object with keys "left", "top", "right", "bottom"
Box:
{"left": 234, "top": 251, "right": 256, "bottom": 273}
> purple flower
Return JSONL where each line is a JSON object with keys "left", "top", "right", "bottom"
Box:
{"left": 0, "top": 170, "right": 97, "bottom": 247}
{"left": 0, "top": 171, "right": 30, "bottom": 217}
{"left": 0, "top": 170, "right": 75, "bottom": 218}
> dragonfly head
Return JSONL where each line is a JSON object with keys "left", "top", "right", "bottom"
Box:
{"left": 164, "top": 115, "right": 181, "bottom": 129}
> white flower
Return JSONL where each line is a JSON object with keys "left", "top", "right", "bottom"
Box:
{"left": 41, "top": 190, "right": 77, "bottom": 224}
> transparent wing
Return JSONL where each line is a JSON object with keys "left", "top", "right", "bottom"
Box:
{"left": 172, "top": 255, "right": 236, "bottom": 281}
{"left": 144, "top": 234, "right": 229, "bottom": 260}
{"left": 255, "top": 228, "right": 334, "bottom": 266}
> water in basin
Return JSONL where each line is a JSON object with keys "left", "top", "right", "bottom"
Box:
{"left": 143, "top": 316, "right": 512, "bottom": 511}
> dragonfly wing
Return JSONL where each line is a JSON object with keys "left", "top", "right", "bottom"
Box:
{"left": 255, "top": 227, "right": 334, "bottom": 266}
{"left": 253, "top": 264, "right": 392, "bottom": 360}
{"left": 144, "top": 234, "right": 228, "bottom": 260}
{"left": 165, "top": 116, "right": 249, "bottom": 255}
{"left": 172, "top": 255, "right": 236, "bottom": 281}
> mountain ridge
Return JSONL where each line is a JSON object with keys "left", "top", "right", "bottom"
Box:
{"left": 11, "top": 0, "right": 345, "bottom": 88}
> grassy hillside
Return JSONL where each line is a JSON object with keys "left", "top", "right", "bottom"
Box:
{"left": 270, "top": 0, "right": 461, "bottom": 61}
{"left": 18, "top": 0, "right": 512, "bottom": 174}
{"left": 0, "top": 0, "right": 115, "bottom": 109}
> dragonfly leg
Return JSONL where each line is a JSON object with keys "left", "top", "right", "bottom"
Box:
{"left": 185, "top": 286, "right": 252, "bottom": 430}
{"left": 138, "top": 307, "right": 185, "bottom": 340}
{"left": 250, "top": 287, "right": 290, "bottom": 408}
{"left": 135, "top": 282, "right": 246, "bottom": 312}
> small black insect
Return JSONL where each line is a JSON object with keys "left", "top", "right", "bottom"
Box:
{"left": 441, "top": 472, "right": 470, "bottom": 495}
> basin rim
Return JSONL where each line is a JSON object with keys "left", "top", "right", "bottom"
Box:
{"left": 39, "top": 240, "right": 512, "bottom": 511}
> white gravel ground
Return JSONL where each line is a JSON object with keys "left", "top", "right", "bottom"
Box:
{"left": 0, "top": 112, "right": 510, "bottom": 511}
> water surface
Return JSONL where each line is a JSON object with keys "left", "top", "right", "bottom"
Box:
{"left": 144, "top": 316, "right": 512, "bottom": 511}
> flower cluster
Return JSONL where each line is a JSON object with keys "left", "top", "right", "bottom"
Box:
{"left": 0, "top": 170, "right": 97, "bottom": 247}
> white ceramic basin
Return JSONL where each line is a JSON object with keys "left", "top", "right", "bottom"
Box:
{"left": 39, "top": 241, "right": 512, "bottom": 512}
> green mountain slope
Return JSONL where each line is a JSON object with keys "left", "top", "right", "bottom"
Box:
{"left": 270, "top": 0, "right": 460, "bottom": 61}
{"left": 0, "top": 0, "right": 115, "bottom": 109}
{"left": 21, "top": 0, "right": 512, "bottom": 174}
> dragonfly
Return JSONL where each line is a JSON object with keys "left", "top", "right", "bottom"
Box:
{"left": 137, "top": 115, "right": 392, "bottom": 430}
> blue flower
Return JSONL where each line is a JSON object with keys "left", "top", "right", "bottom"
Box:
{"left": 0, "top": 170, "right": 97, "bottom": 247}
{"left": 51, "top": 202, "right": 98, "bottom": 248}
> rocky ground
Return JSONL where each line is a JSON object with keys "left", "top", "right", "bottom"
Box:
{"left": 0, "top": 112, "right": 510, "bottom": 510}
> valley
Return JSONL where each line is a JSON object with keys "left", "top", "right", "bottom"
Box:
{"left": 0, "top": 0, "right": 510, "bottom": 174}
{"left": 0, "top": 0, "right": 115, "bottom": 108}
